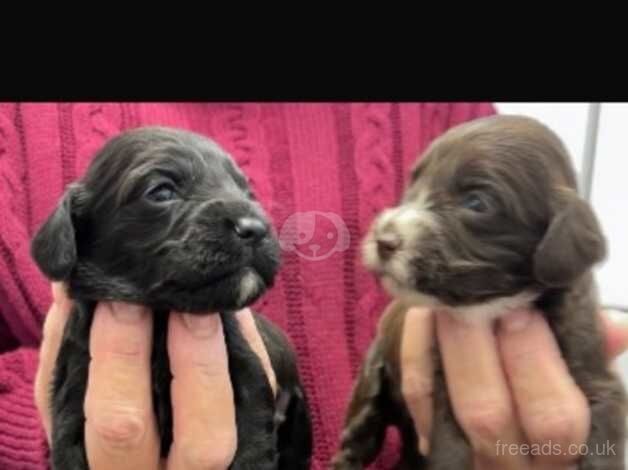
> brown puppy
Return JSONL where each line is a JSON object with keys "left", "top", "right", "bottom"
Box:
{"left": 332, "top": 115, "right": 627, "bottom": 469}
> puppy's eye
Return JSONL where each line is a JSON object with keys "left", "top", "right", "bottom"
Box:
{"left": 146, "top": 183, "right": 177, "bottom": 203}
{"left": 461, "top": 193, "right": 489, "bottom": 212}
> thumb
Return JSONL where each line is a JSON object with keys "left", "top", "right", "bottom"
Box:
{"left": 601, "top": 309, "right": 628, "bottom": 360}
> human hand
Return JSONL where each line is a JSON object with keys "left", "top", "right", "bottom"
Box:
{"left": 400, "top": 307, "right": 628, "bottom": 470}
{"left": 35, "top": 282, "right": 277, "bottom": 470}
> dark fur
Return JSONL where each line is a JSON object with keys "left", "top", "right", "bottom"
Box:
{"left": 31, "top": 127, "right": 312, "bottom": 470}
{"left": 333, "top": 115, "right": 627, "bottom": 469}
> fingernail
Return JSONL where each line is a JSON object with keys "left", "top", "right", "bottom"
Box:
{"left": 604, "top": 310, "right": 628, "bottom": 360}
{"left": 51, "top": 282, "right": 66, "bottom": 302}
{"left": 419, "top": 436, "right": 430, "bottom": 455}
{"left": 51, "top": 283, "right": 72, "bottom": 311}
{"left": 500, "top": 309, "right": 533, "bottom": 333}
{"left": 182, "top": 313, "right": 219, "bottom": 338}
{"left": 109, "top": 302, "right": 146, "bottom": 323}
{"left": 607, "top": 309, "right": 628, "bottom": 329}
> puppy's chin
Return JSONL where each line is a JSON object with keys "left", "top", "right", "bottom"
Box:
{"left": 380, "top": 273, "right": 538, "bottom": 325}
{"left": 234, "top": 269, "right": 265, "bottom": 307}
{"left": 379, "top": 274, "right": 441, "bottom": 308}
{"left": 150, "top": 267, "right": 269, "bottom": 313}
{"left": 369, "top": 251, "right": 538, "bottom": 325}
{"left": 149, "top": 237, "right": 280, "bottom": 313}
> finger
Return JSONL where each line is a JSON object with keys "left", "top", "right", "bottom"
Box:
{"left": 236, "top": 308, "right": 277, "bottom": 396}
{"left": 437, "top": 311, "right": 528, "bottom": 469}
{"left": 601, "top": 310, "right": 628, "bottom": 360}
{"left": 498, "top": 310, "right": 590, "bottom": 467}
{"left": 399, "top": 307, "right": 435, "bottom": 455}
{"left": 34, "top": 282, "right": 73, "bottom": 443}
{"left": 84, "top": 302, "right": 160, "bottom": 470}
{"left": 167, "top": 313, "right": 237, "bottom": 470}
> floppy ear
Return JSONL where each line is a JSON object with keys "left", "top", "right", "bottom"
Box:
{"left": 533, "top": 189, "right": 606, "bottom": 287}
{"left": 31, "top": 184, "right": 84, "bottom": 281}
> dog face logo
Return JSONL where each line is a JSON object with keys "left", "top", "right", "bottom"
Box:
{"left": 279, "top": 211, "right": 350, "bottom": 261}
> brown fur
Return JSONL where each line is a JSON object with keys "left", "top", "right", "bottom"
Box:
{"left": 332, "top": 115, "right": 627, "bottom": 469}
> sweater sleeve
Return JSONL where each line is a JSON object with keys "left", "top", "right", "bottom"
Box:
{"left": 0, "top": 103, "right": 52, "bottom": 350}
{"left": 0, "top": 348, "right": 49, "bottom": 470}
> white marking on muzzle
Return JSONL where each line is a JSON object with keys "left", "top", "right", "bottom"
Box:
{"left": 238, "top": 271, "right": 259, "bottom": 305}
{"left": 363, "top": 190, "right": 438, "bottom": 278}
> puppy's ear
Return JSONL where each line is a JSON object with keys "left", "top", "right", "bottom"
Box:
{"left": 533, "top": 189, "right": 606, "bottom": 287}
{"left": 31, "top": 184, "right": 85, "bottom": 281}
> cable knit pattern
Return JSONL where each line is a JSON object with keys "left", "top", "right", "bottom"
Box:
{"left": 211, "top": 104, "right": 278, "bottom": 241}
{"left": 0, "top": 108, "right": 24, "bottom": 220}
{"left": 0, "top": 349, "right": 48, "bottom": 470}
{"left": 0, "top": 102, "right": 495, "bottom": 470}
{"left": 352, "top": 103, "right": 396, "bottom": 364}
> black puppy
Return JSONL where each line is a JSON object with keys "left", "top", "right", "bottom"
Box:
{"left": 31, "top": 127, "right": 312, "bottom": 469}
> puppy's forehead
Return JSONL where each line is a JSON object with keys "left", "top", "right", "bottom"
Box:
{"left": 407, "top": 115, "right": 578, "bottom": 197}
{"left": 405, "top": 143, "right": 482, "bottom": 199}
{"left": 126, "top": 147, "right": 225, "bottom": 183}
{"left": 83, "top": 127, "right": 246, "bottom": 200}
{"left": 126, "top": 129, "right": 231, "bottom": 174}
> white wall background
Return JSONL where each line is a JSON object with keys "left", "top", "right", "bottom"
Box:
{"left": 495, "top": 103, "right": 590, "bottom": 174}
{"left": 495, "top": 103, "right": 628, "bottom": 310}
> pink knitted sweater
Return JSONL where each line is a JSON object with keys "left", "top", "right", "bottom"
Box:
{"left": 0, "top": 103, "right": 495, "bottom": 469}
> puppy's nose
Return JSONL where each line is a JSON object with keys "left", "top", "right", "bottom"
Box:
{"left": 376, "top": 233, "right": 401, "bottom": 260}
{"left": 233, "top": 217, "right": 268, "bottom": 242}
